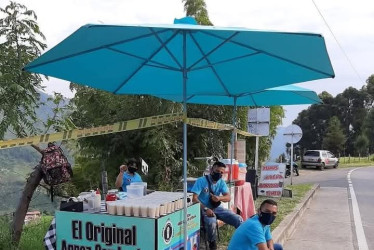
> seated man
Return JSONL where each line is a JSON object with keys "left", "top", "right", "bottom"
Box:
{"left": 228, "top": 199, "right": 283, "bottom": 250}
{"left": 191, "top": 161, "right": 243, "bottom": 250}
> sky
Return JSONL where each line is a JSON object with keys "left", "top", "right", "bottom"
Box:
{"left": 3, "top": 0, "right": 374, "bottom": 126}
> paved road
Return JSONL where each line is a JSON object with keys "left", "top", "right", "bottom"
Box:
{"left": 284, "top": 186, "right": 354, "bottom": 250}
{"left": 284, "top": 165, "right": 374, "bottom": 250}
{"left": 284, "top": 166, "right": 353, "bottom": 187}
{"left": 350, "top": 167, "right": 374, "bottom": 250}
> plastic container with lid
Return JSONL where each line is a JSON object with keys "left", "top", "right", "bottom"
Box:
{"left": 130, "top": 182, "right": 147, "bottom": 196}
{"left": 127, "top": 184, "right": 144, "bottom": 198}
{"left": 106, "top": 191, "right": 117, "bottom": 202}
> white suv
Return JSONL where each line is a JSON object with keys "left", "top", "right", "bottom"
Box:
{"left": 301, "top": 150, "right": 339, "bottom": 170}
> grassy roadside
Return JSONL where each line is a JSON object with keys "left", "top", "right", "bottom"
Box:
{"left": 339, "top": 162, "right": 374, "bottom": 168}
{"left": 0, "top": 215, "right": 53, "bottom": 250}
{"left": 219, "top": 183, "right": 313, "bottom": 246}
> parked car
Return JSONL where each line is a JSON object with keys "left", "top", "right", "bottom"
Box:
{"left": 301, "top": 150, "right": 339, "bottom": 170}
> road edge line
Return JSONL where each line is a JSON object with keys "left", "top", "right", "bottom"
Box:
{"left": 347, "top": 168, "right": 369, "bottom": 250}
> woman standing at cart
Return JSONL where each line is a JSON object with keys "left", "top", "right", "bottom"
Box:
{"left": 115, "top": 158, "right": 143, "bottom": 192}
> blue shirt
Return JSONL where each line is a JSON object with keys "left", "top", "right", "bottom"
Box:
{"left": 190, "top": 175, "right": 229, "bottom": 209}
{"left": 228, "top": 215, "right": 272, "bottom": 250}
{"left": 121, "top": 172, "right": 142, "bottom": 192}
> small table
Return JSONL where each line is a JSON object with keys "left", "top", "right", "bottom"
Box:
{"left": 234, "top": 182, "right": 256, "bottom": 221}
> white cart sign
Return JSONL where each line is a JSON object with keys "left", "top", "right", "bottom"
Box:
{"left": 258, "top": 162, "right": 286, "bottom": 197}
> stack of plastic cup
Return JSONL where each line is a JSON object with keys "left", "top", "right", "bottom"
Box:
{"left": 132, "top": 204, "right": 140, "bottom": 217}
{"left": 140, "top": 203, "right": 148, "bottom": 217}
{"left": 107, "top": 202, "right": 116, "bottom": 215}
{"left": 116, "top": 202, "right": 124, "bottom": 215}
{"left": 124, "top": 202, "right": 132, "bottom": 216}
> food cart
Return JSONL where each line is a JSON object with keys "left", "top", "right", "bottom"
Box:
{"left": 55, "top": 192, "right": 200, "bottom": 250}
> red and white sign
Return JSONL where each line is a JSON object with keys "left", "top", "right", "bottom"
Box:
{"left": 257, "top": 162, "right": 286, "bottom": 197}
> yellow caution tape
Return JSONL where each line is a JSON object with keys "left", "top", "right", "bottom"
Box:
{"left": 186, "top": 118, "right": 256, "bottom": 137}
{"left": 186, "top": 118, "right": 233, "bottom": 130}
{"left": 235, "top": 129, "right": 256, "bottom": 137}
{"left": 0, "top": 114, "right": 256, "bottom": 150}
{"left": 0, "top": 113, "right": 184, "bottom": 150}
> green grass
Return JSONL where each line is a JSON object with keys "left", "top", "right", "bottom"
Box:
{"left": 338, "top": 156, "right": 374, "bottom": 168}
{"left": 219, "top": 183, "right": 313, "bottom": 246}
{"left": 0, "top": 216, "right": 13, "bottom": 250}
{"left": 295, "top": 158, "right": 374, "bottom": 169}
{"left": 0, "top": 215, "right": 53, "bottom": 250}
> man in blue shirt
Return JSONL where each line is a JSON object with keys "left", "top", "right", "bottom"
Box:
{"left": 191, "top": 161, "right": 242, "bottom": 250}
{"left": 115, "top": 158, "right": 143, "bottom": 192}
{"left": 228, "top": 199, "right": 283, "bottom": 250}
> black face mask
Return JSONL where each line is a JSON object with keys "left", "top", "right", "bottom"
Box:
{"left": 211, "top": 172, "right": 222, "bottom": 181}
{"left": 128, "top": 166, "right": 137, "bottom": 174}
{"left": 259, "top": 212, "right": 276, "bottom": 225}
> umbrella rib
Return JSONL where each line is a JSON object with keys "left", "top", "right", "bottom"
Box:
{"left": 248, "top": 93, "right": 258, "bottom": 107}
{"left": 113, "top": 30, "right": 180, "bottom": 94}
{"left": 107, "top": 47, "right": 180, "bottom": 71}
{"left": 190, "top": 52, "right": 261, "bottom": 72}
{"left": 201, "top": 30, "right": 334, "bottom": 77}
{"left": 24, "top": 29, "right": 171, "bottom": 71}
{"left": 150, "top": 28, "right": 183, "bottom": 69}
{"left": 189, "top": 33, "right": 232, "bottom": 96}
{"left": 240, "top": 89, "right": 268, "bottom": 97}
{"left": 187, "top": 31, "right": 240, "bottom": 71}
{"left": 186, "top": 94, "right": 196, "bottom": 101}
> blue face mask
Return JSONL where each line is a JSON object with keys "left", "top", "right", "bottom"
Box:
{"left": 211, "top": 172, "right": 222, "bottom": 181}
{"left": 259, "top": 212, "right": 276, "bottom": 225}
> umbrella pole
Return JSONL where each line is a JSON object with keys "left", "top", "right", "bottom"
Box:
{"left": 230, "top": 97, "right": 237, "bottom": 188}
{"left": 255, "top": 136, "right": 259, "bottom": 171}
{"left": 182, "top": 31, "right": 188, "bottom": 249}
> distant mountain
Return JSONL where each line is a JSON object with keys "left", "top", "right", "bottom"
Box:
{"left": 0, "top": 91, "right": 65, "bottom": 214}
{"left": 269, "top": 126, "right": 287, "bottom": 161}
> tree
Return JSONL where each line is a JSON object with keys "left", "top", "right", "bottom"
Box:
{"left": 334, "top": 87, "right": 368, "bottom": 154}
{"left": 364, "top": 74, "right": 374, "bottom": 106}
{"left": 182, "top": 0, "right": 213, "bottom": 25}
{"left": 68, "top": 84, "right": 185, "bottom": 191}
{"left": 322, "top": 116, "right": 346, "bottom": 155}
{"left": 294, "top": 91, "right": 337, "bottom": 151}
{"left": 0, "top": 1, "right": 49, "bottom": 244}
{"left": 354, "top": 134, "right": 369, "bottom": 156}
{"left": 0, "top": 1, "right": 46, "bottom": 138}
{"left": 362, "top": 109, "right": 374, "bottom": 153}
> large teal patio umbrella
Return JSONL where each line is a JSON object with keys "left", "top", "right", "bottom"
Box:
{"left": 24, "top": 17, "right": 334, "bottom": 247}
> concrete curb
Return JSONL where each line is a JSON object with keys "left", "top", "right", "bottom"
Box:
{"left": 272, "top": 183, "right": 320, "bottom": 245}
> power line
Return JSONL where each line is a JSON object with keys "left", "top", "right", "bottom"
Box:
{"left": 311, "top": 0, "right": 364, "bottom": 84}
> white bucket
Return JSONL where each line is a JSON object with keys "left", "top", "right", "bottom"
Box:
{"left": 130, "top": 182, "right": 147, "bottom": 195}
